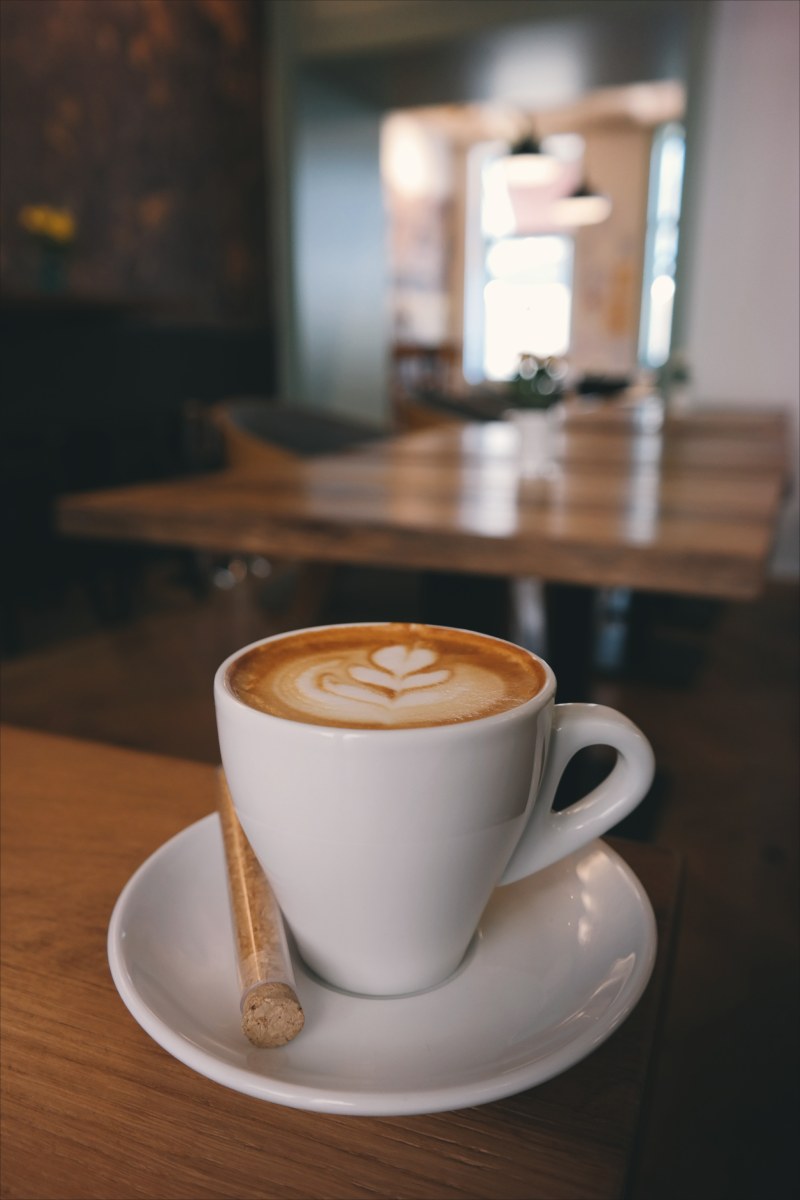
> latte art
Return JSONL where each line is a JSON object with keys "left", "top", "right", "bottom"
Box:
{"left": 227, "top": 624, "right": 546, "bottom": 729}
{"left": 297, "top": 642, "right": 499, "bottom": 722}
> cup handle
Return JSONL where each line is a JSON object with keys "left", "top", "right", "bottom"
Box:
{"left": 499, "top": 704, "right": 655, "bottom": 885}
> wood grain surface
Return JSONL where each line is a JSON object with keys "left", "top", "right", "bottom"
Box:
{"left": 56, "top": 404, "right": 788, "bottom": 600}
{"left": 0, "top": 726, "right": 682, "bottom": 1200}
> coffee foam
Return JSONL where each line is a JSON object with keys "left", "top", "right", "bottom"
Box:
{"left": 227, "top": 623, "right": 546, "bottom": 730}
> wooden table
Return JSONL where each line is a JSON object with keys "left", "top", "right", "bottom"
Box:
{"left": 1, "top": 726, "right": 682, "bottom": 1200}
{"left": 56, "top": 402, "right": 788, "bottom": 600}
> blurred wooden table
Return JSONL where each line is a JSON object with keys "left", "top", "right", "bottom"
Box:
{"left": 0, "top": 726, "right": 682, "bottom": 1200}
{"left": 56, "top": 402, "right": 787, "bottom": 600}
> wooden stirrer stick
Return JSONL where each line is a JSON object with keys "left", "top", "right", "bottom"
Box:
{"left": 216, "top": 770, "right": 304, "bottom": 1047}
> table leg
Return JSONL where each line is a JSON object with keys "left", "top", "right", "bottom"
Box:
{"left": 419, "top": 574, "right": 597, "bottom": 704}
{"left": 544, "top": 582, "right": 597, "bottom": 703}
{"left": 419, "top": 572, "right": 512, "bottom": 641}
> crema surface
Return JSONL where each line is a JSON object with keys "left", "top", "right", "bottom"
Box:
{"left": 227, "top": 623, "right": 546, "bottom": 729}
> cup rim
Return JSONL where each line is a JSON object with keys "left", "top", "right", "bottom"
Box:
{"left": 214, "top": 621, "right": 557, "bottom": 738}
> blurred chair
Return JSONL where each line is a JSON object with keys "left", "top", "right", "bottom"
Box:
{"left": 389, "top": 343, "right": 528, "bottom": 431}
{"left": 203, "top": 398, "right": 389, "bottom": 621}
{"left": 390, "top": 342, "right": 467, "bottom": 432}
{"left": 210, "top": 397, "right": 386, "bottom": 467}
{"left": 391, "top": 341, "right": 461, "bottom": 394}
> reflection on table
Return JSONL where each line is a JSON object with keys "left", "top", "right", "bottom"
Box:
{"left": 57, "top": 399, "right": 788, "bottom": 601}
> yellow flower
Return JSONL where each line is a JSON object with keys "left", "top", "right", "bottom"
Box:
{"left": 47, "top": 211, "right": 76, "bottom": 243}
{"left": 19, "top": 205, "right": 48, "bottom": 235}
{"left": 18, "top": 204, "right": 76, "bottom": 244}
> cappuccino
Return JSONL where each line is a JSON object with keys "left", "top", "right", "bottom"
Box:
{"left": 226, "top": 623, "right": 546, "bottom": 730}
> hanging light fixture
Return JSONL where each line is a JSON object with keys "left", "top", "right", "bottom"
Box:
{"left": 552, "top": 179, "right": 612, "bottom": 227}
{"left": 492, "top": 132, "right": 563, "bottom": 187}
{"left": 482, "top": 130, "right": 566, "bottom": 236}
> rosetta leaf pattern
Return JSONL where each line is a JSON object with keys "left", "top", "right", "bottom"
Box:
{"left": 322, "top": 644, "right": 451, "bottom": 707}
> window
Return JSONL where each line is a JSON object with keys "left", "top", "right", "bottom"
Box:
{"left": 639, "top": 123, "right": 686, "bottom": 367}
{"left": 463, "top": 142, "right": 575, "bottom": 384}
{"left": 482, "top": 236, "right": 574, "bottom": 379}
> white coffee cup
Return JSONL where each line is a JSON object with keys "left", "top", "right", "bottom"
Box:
{"left": 214, "top": 623, "right": 655, "bottom": 997}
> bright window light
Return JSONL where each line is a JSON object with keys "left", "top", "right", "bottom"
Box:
{"left": 639, "top": 123, "right": 685, "bottom": 367}
{"left": 482, "top": 236, "right": 573, "bottom": 379}
{"left": 484, "top": 279, "right": 572, "bottom": 378}
{"left": 646, "top": 275, "right": 676, "bottom": 365}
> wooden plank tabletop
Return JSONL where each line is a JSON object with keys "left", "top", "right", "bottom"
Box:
{"left": 0, "top": 726, "right": 682, "bottom": 1200}
{"left": 55, "top": 405, "right": 788, "bottom": 600}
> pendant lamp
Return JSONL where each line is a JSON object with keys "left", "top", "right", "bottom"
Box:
{"left": 494, "top": 133, "right": 563, "bottom": 187}
{"left": 552, "top": 179, "right": 612, "bottom": 227}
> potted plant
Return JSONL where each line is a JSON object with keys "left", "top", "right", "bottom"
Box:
{"left": 18, "top": 204, "right": 77, "bottom": 293}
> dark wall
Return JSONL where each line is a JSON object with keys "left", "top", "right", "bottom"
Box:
{"left": 0, "top": 0, "right": 270, "bottom": 322}
{"left": 0, "top": 0, "right": 278, "bottom": 654}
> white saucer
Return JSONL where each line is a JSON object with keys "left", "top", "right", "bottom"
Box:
{"left": 108, "top": 816, "right": 656, "bottom": 1116}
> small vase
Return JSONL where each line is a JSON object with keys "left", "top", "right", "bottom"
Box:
{"left": 506, "top": 407, "right": 558, "bottom": 476}
{"left": 37, "top": 244, "right": 69, "bottom": 294}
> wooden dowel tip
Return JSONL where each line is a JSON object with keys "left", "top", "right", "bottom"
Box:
{"left": 242, "top": 982, "right": 305, "bottom": 1048}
